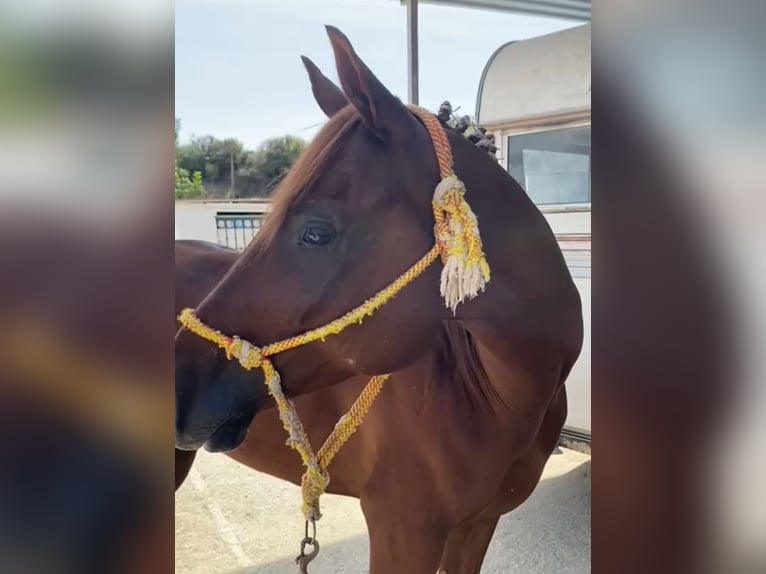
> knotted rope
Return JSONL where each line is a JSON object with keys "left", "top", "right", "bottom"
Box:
{"left": 178, "top": 104, "right": 490, "bottom": 522}
{"left": 409, "top": 105, "right": 491, "bottom": 310}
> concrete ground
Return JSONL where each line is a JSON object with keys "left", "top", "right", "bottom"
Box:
{"left": 175, "top": 448, "right": 590, "bottom": 574}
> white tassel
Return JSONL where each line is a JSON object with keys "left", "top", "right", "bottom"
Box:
{"left": 433, "top": 173, "right": 490, "bottom": 313}
{"left": 440, "top": 256, "right": 488, "bottom": 313}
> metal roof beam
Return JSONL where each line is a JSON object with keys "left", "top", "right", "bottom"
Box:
{"left": 403, "top": 0, "right": 591, "bottom": 21}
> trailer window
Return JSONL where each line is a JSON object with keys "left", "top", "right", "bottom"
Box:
{"left": 506, "top": 126, "right": 591, "bottom": 205}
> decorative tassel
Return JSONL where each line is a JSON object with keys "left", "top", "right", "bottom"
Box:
{"left": 432, "top": 174, "right": 491, "bottom": 313}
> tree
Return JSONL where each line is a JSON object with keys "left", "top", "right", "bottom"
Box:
{"left": 174, "top": 122, "right": 305, "bottom": 198}
{"left": 175, "top": 118, "right": 206, "bottom": 199}
{"left": 176, "top": 134, "right": 246, "bottom": 194}
{"left": 175, "top": 161, "right": 205, "bottom": 199}
{"left": 221, "top": 138, "right": 243, "bottom": 196}
{"left": 242, "top": 135, "right": 306, "bottom": 197}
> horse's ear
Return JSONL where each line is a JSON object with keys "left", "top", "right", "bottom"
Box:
{"left": 301, "top": 55, "right": 348, "bottom": 118}
{"left": 325, "top": 25, "right": 411, "bottom": 142}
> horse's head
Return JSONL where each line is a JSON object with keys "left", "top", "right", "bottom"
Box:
{"left": 175, "top": 27, "right": 456, "bottom": 452}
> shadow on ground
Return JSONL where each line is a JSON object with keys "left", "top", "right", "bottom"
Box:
{"left": 227, "top": 460, "right": 591, "bottom": 574}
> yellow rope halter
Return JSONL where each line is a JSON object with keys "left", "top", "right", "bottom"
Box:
{"left": 177, "top": 104, "right": 490, "bottom": 521}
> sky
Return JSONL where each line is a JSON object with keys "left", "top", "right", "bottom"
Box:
{"left": 175, "top": 0, "right": 577, "bottom": 149}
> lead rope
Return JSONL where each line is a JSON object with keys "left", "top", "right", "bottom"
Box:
{"left": 178, "top": 105, "right": 490, "bottom": 572}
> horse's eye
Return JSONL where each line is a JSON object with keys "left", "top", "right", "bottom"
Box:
{"left": 300, "top": 224, "right": 336, "bottom": 247}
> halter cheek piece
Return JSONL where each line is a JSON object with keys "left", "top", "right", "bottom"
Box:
{"left": 177, "top": 104, "right": 490, "bottom": 523}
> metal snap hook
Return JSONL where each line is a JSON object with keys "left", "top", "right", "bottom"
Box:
{"left": 295, "top": 537, "right": 320, "bottom": 574}
{"left": 295, "top": 520, "right": 319, "bottom": 573}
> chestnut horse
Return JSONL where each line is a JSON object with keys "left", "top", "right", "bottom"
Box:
{"left": 174, "top": 239, "right": 242, "bottom": 489}
{"left": 175, "top": 27, "right": 582, "bottom": 574}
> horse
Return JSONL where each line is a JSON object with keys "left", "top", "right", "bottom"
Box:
{"left": 175, "top": 26, "right": 583, "bottom": 574}
{"left": 174, "top": 239, "right": 243, "bottom": 489}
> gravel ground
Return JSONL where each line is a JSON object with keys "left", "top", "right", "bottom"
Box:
{"left": 175, "top": 448, "right": 590, "bottom": 574}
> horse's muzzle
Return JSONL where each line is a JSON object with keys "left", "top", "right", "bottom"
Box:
{"left": 174, "top": 338, "right": 262, "bottom": 452}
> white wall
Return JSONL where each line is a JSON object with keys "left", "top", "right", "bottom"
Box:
{"left": 175, "top": 201, "right": 270, "bottom": 244}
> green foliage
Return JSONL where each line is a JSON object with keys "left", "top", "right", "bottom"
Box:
{"left": 175, "top": 117, "right": 205, "bottom": 199}
{"left": 174, "top": 123, "right": 306, "bottom": 198}
{"left": 203, "top": 161, "right": 218, "bottom": 181}
{"left": 174, "top": 159, "right": 205, "bottom": 199}
{"left": 241, "top": 136, "right": 306, "bottom": 197}
{"left": 176, "top": 135, "right": 244, "bottom": 180}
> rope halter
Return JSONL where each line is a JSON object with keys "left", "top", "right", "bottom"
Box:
{"left": 177, "top": 104, "right": 490, "bottom": 521}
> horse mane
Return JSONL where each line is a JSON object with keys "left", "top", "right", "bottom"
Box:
{"left": 248, "top": 105, "right": 361, "bottom": 252}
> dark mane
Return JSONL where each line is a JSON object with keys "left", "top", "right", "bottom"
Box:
{"left": 248, "top": 105, "right": 360, "bottom": 252}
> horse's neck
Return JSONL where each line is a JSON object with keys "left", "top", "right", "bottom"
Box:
{"left": 449, "top": 133, "right": 574, "bottom": 321}
{"left": 444, "top": 137, "right": 581, "bottom": 416}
